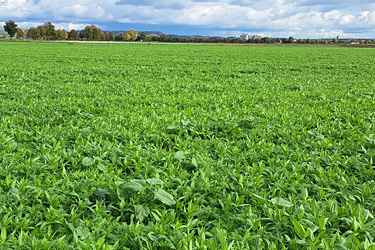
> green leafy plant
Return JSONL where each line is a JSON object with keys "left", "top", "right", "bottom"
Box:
{"left": 1, "top": 42, "right": 375, "bottom": 249}
{"left": 117, "top": 178, "right": 176, "bottom": 221}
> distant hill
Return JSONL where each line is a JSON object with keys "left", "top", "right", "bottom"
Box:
{"left": 105, "top": 30, "right": 163, "bottom": 36}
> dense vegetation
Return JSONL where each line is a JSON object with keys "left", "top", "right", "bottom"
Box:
{"left": 4, "top": 20, "right": 375, "bottom": 44}
{"left": 0, "top": 42, "right": 375, "bottom": 249}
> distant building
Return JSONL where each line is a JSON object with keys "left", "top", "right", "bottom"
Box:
{"left": 240, "top": 33, "right": 262, "bottom": 40}
{"left": 241, "top": 33, "right": 250, "bottom": 40}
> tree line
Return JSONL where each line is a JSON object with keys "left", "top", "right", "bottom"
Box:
{"left": 2, "top": 20, "right": 183, "bottom": 42}
{"left": 2, "top": 20, "right": 144, "bottom": 41}
{"left": 3, "top": 20, "right": 375, "bottom": 44}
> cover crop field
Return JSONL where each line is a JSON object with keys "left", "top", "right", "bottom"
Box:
{"left": 0, "top": 42, "right": 375, "bottom": 249}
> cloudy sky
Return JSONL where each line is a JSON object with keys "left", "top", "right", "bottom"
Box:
{"left": 1, "top": 0, "right": 375, "bottom": 38}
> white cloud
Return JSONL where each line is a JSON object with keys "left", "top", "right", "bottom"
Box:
{"left": 1, "top": 0, "right": 375, "bottom": 37}
{"left": 1, "top": 21, "right": 99, "bottom": 31}
{"left": 118, "top": 18, "right": 137, "bottom": 24}
{"left": 0, "top": 0, "right": 38, "bottom": 19}
{"left": 323, "top": 10, "right": 341, "bottom": 21}
{"left": 319, "top": 28, "right": 348, "bottom": 38}
{"left": 340, "top": 14, "right": 355, "bottom": 25}
{"left": 56, "top": 22, "right": 95, "bottom": 30}
{"left": 174, "top": 3, "right": 272, "bottom": 28}
{"left": 359, "top": 11, "right": 375, "bottom": 24}
{"left": 117, "top": 18, "right": 158, "bottom": 24}
{"left": 59, "top": 4, "right": 106, "bottom": 19}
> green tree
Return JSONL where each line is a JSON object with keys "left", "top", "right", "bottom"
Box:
{"left": 139, "top": 31, "right": 147, "bottom": 41}
{"left": 80, "top": 26, "right": 92, "bottom": 40}
{"left": 43, "top": 22, "right": 56, "bottom": 40}
{"left": 68, "top": 29, "right": 79, "bottom": 40}
{"left": 4, "top": 20, "right": 18, "bottom": 38}
{"left": 115, "top": 33, "right": 130, "bottom": 41}
{"left": 92, "top": 26, "right": 100, "bottom": 40}
{"left": 150, "top": 34, "right": 159, "bottom": 41}
{"left": 104, "top": 31, "right": 109, "bottom": 41}
{"left": 115, "top": 33, "right": 123, "bottom": 41}
{"left": 261, "top": 37, "right": 271, "bottom": 43}
{"left": 16, "top": 28, "right": 25, "bottom": 39}
{"left": 288, "top": 36, "right": 294, "bottom": 43}
{"left": 80, "top": 25, "right": 101, "bottom": 40}
{"left": 108, "top": 32, "right": 115, "bottom": 41}
{"left": 128, "top": 29, "right": 138, "bottom": 41}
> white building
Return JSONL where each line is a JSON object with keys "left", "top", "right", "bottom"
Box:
{"left": 241, "top": 33, "right": 250, "bottom": 40}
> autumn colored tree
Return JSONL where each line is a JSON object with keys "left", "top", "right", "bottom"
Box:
{"left": 99, "top": 31, "right": 106, "bottom": 41}
{"left": 55, "top": 29, "right": 62, "bottom": 40}
{"left": 128, "top": 29, "right": 138, "bottom": 41}
{"left": 4, "top": 20, "right": 18, "bottom": 38}
{"left": 26, "top": 27, "right": 40, "bottom": 39}
{"left": 16, "top": 28, "right": 25, "bottom": 39}
{"left": 160, "top": 34, "right": 169, "bottom": 42}
{"left": 55, "top": 29, "right": 68, "bottom": 40}
{"left": 37, "top": 26, "right": 46, "bottom": 39}
{"left": 115, "top": 32, "right": 130, "bottom": 41}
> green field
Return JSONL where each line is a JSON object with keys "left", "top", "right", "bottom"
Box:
{"left": 1, "top": 42, "right": 375, "bottom": 249}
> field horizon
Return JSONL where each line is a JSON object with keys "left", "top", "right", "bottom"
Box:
{"left": 3, "top": 39, "right": 375, "bottom": 48}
